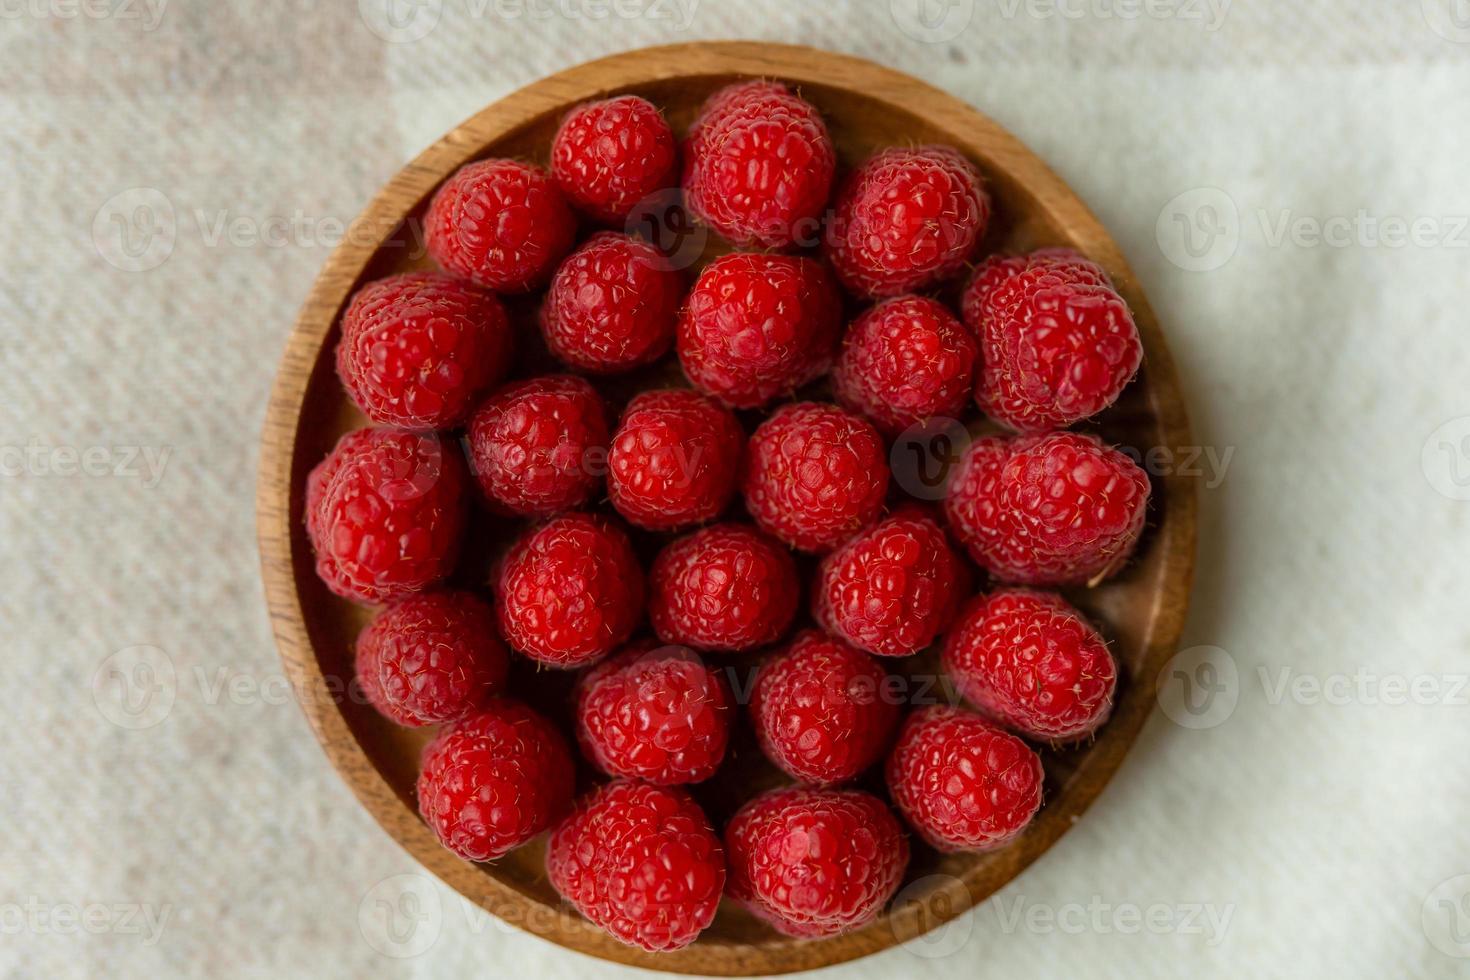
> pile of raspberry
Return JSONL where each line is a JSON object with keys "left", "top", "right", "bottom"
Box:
{"left": 308, "top": 81, "right": 1151, "bottom": 953}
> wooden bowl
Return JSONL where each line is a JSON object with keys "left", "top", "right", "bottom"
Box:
{"left": 257, "top": 41, "right": 1196, "bottom": 976}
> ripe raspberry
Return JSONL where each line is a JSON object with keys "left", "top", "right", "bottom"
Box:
{"left": 943, "top": 589, "right": 1117, "bottom": 741}
{"left": 885, "top": 705, "right": 1043, "bottom": 853}
{"left": 944, "top": 431, "right": 1150, "bottom": 586}
{"left": 833, "top": 295, "right": 978, "bottom": 434}
{"left": 725, "top": 786, "right": 908, "bottom": 938}
{"left": 465, "top": 375, "right": 609, "bottom": 518}
{"left": 335, "top": 273, "right": 513, "bottom": 430}
{"left": 573, "top": 641, "right": 732, "bottom": 784}
{"left": 425, "top": 158, "right": 576, "bottom": 292}
{"left": 417, "top": 698, "right": 574, "bottom": 862}
{"left": 682, "top": 80, "right": 835, "bottom": 249}
{"left": 813, "top": 506, "right": 971, "bottom": 658}
{"left": 826, "top": 145, "right": 991, "bottom": 298}
{"left": 742, "top": 402, "right": 890, "bottom": 552}
{"left": 749, "top": 630, "right": 900, "bottom": 786}
{"left": 548, "top": 780, "right": 725, "bottom": 952}
{"left": 677, "top": 254, "right": 842, "bottom": 409}
{"left": 607, "top": 388, "right": 744, "bottom": 531}
{"left": 355, "top": 591, "right": 509, "bottom": 727}
{"left": 648, "top": 523, "right": 798, "bottom": 653}
{"left": 539, "top": 232, "right": 683, "bottom": 373}
{"left": 962, "top": 248, "right": 1142, "bottom": 431}
{"left": 305, "top": 428, "right": 467, "bottom": 605}
{"left": 494, "top": 513, "right": 644, "bottom": 668}
{"left": 550, "top": 95, "right": 677, "bottom": 224}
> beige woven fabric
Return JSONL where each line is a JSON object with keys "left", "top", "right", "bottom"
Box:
{"left": 3, "top": 1, "right": 1469, "bottom": 976}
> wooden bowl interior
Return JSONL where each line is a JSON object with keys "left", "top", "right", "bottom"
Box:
{"left": 264, "top": 43, "right": 1194, "bottom": 976}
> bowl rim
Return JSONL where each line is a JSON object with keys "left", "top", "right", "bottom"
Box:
{"left": 256, "top": 40, "right": 1197, "bottom": 976}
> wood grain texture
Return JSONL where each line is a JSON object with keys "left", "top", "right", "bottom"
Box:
{"left": 256, "top": 41, "right": 1197, "bottom": 976}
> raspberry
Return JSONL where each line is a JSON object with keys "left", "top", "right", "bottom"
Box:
{"left": 539, "top": 232, "right": 683, "bottom": 373}
{"left": 425, "top": 158, "right": 576, "bottom": 292}
{"left": 305, "top": 428, "right": 467, "bottom": 605}
{"left": 573, "top": 641, "right": 732, "bottom": 784}
{"left": 547, "top": 780, "right": 725, "bottom": 952}
{"left": 682, "top": 80, "right": 835, "bottom": 249}
{"left": 944, "top": 431, "right": 1150, "bottom": 586}
{"left": 465, "top": 375, "right": 609, "bottom": 518}
{"left": 885, "top": 705, "right": 1043, "bottom": 853}
{"left": 550, "top": 95, "right": 677, "bottom": 224}
{"left": 813, "top": 506, "right": 971, "bottom": 658}
{"left": 826, "top": 145, "right": 991, "bottom": 298}
{"left": 355, "top": 590, "right": 509, "bottom": 727}
{"left": 607, "top": 388, "right": 744, "bottom": 531}
{"left": 749, "top": 630, "right": 900, "bottom": 786}
{"left": 494, "top": 513, "right": 644, "bottom": 668}
{"left": 335, "top": 272, "right": 514, "bottom": 430}
{"left": 677, "top": 253, "right": 842, "bottom": 409}
{"left": 742, "top": 402, "right": 890, "bottom": 552}
{"left": 962, "top": 248, "right": 1142, "bottom": 431}
{"left": 943, "top": 589, "right": 1117, "bottom": 741}
{"left": 416, "top": 698, "right": 574, "bottom": 862}
{"left": 725, "top": 786, "right": 908, "bottom": 938}
{"left": 832, "top": 295, "right": 978, "bottom": 434}
{"left": 648, "top": 523, "right": 798, "bottom": 653}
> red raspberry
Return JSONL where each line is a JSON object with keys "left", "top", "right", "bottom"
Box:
{"left": 335, "top": 273, "right": 513, "bottom": 430}
{"left": 573, "top": 641, "right": 732, "bottom": 784}
{"left": 826, "top": 145, "right": 991, "bottom": 298}
{"left": 539, "top": 232, "right": 683, "bottom": 373}
{"left": 465, "top": 375, "right": 609, "bottom": 518}
{"left": 305, "top": 428, "right": 467, "bottom": 605}
{"left": 355, "top": 590, "right": 509, "bottom": 727}
{"left": 813, "top": 506, "right": 971, "bottom": 658}
{"left": 547, "top": 780, "right": 725, "bottom": 952}
{"left": 833, "top": 295, "right": 978, "bottom": 435}
{"left": 607, "top": 388, "right": 744, "bottom": 531}
{"left": 944, "top": 431, "right": 1150, "bottom": 586}
{"left": 725, "top": 786, "right": 908, "bottom": 938}
{"left": 742, "top": 402, "right": 890, "bottom": 552}
{"left": 494, "top": 513, "right": 644, "bottom": 668}
{"left": 885, "top": 705, "right": 1043, "bottom": 853}
{"left": 648, "top": 523, "right": 798, "bottom": 653}
{"left": 550, "top": 95, "right": 677, "bottom": 224}
{"left": 677, "top": 253, "right": 842, "bottom": 409}
{"left": 425, "top": 158, "right": 576, "bottom": 292}
{"left": 943, "top": 589, "right": 1117, "bottom": 741}
{"left": 962, "top": 248, "right": 1142, "bottom": 431}
{"left": 682, "top": 80, "right": 835, "bottom": 249}
{"left": 417, "top": 698, "right": 574, "bottom": 862}
{"left": 749, "top": 630, "right": 900, "bottom": 786}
